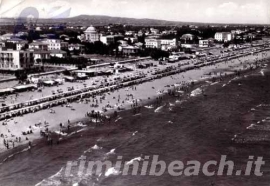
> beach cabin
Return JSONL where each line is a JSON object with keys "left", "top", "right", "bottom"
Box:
{"left": 64, "top": 76, "right": 76, "bottom": 82}
{"left": 0, "top": 88, "right": 14, "bottom": 95}
{"left": 13, "top": 84, "right": 37, "bottom": 92}
{"left": 76, "top": 73, "right": 88, "bottom": 80}
{"left": 43, "top": 80, "right": 55, "bottom": 86}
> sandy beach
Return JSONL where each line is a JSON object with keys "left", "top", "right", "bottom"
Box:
{"left": 0, "top": 46, "right": 269, "bottom": 185}
{"left": 0, "top": 48, "right": 268, "bottom": 153}
{"left": 0, "top": 55, "right": 269, "bottom": 186}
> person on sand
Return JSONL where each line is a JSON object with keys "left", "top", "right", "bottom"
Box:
{"left": 28, "top": 141, "right": 32, "bottom": 149}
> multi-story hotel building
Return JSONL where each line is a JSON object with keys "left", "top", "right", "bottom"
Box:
{"left": 0, "top": 50, "right": 34, "bottom": 70}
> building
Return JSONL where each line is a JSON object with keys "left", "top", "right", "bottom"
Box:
{"left": 199, "top": 39, "right": 214, "bottom": 48}
{"left": 231, "top": 30, "right": 244, "bottom": 35}
{"left": 33, "top": 50, "right": 50, "bottom": 63}
{"left": 160, "top": 39, "right": 177, "bottom": 51}
{"left": 100, "top": 35, "right": 124, "bottom": 45}
{"left": 68, "top": 44, "right": 85, "bottom": 53}
{"left": 100, "top": 35, "right": 115, "bottom": 45}
{"left": 6, "top": 38, "right": 28, "bottom": 50}
{"left": 0, "top": 50, "right": 34, "bottom": 70}
{"left": 145, "top": 38, "right": 161, "bottom": 48}
{"left": 150, "top": 28, "right": 160, "bottom": 35}
{"left": 29, "top": 42, "right": 49, "bottom": 51}
{"left": 125, "top": 31, "right": 135, "bottom": 36}
{"left": 214, "top": 32, "right": 233, "bottom": 42}
{"left": 40, "top": 39, "right": 68, "bottom": 50}
{"left": 181, "top": 34, "right": 196, "bottom": 44}
{"left": 49, "top": 50, "right": 67, "bottom": 58}
{"left": 119, "top": 40, "right": 128, "bottom": 45}
{"left": 145, "top": 38, "right": 177, "bottom": 50}
{"left": 119, "top": 45, "right": 140, "bottom": 55}
{"left": 124, "top": 37, "right": 138, "bottom": 44}
{"left": 84, "top": 26, "right": 100, "bottom": 43}
{"left": 138, "top": 30, "right": 145, "bottom": 37}
{"left": 0, "top": 33, "right": 13, "bottom": 41}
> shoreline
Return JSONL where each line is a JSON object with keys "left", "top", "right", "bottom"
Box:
{"left": 34, "top": 58, "right": 270, "bottom": 186}
{"left": 0, "top": 56, "right": 268, "bottom": 165}
{"left": 0, "top": 48, "right": 269, "bottom": 157}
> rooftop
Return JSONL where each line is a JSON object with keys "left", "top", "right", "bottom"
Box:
{"left": 85, "top": 26, "right": 97, "bottom": 33}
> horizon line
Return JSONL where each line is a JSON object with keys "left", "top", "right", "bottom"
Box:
{"left": 0, "top": 14, "right": 269, "bottom": 26}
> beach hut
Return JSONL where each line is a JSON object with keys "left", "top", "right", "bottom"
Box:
{"left": 13, "top": 84, "right": 37, "bottom": 92}
{"left": 64, "top": 76, "right": 75, "bottom": 82}
{"left": 43, "top": 80, "right": 55, "bottom": 86}
{"left": 0, "top": 88, "right": 15, "bottom": 95}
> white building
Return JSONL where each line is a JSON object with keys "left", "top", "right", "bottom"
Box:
{"left": 0, "top": 50, "right": 34, "bottom": 70}
{"left": 49, "top": 50, "right": 67, "bottom": 58}
{"left": 214, "top": 32, "right": 233, "bottom": 42}
{"left": 145, "top": 38, "right": 177, "bottom": 50}
{"left": 231, "top": 30, "right": 244, "bottom": 35}
{"left": 119, "top": 40, "right": 128, "bottom": 45}
{"left": 100, "top": 35, "right": 115, "bottom": 45}
{"left": 124, "top": 37, "right": 138, "bottom": 44}
{"left": 29, "top": 42, "right": 49, "bottom": 51}
{"left": 33, "top": 50, "right": 50, "bottom": 63}
{"left": 160, "top": 39, "right": 177, "bottom": 51}
{"left": 40, "top": 39, "right": 68, "bottom": 50}
{"left": 0, "top": 33, "right": 13, "bottom": 41}
{"left": 150, "top": 28, "right": 160, "bottom": 35}
{"left": 125, "top": 31, "right": 135, "bottom": 36}
{"left": 145, "top": 38, "right": 161, "bottom": 48}
{"left": 118, "top": 45, "right": 140, "bottom": 55}
{"left": 199, "top": 39, "right": 214, "bottom": 48}
{"left": 84, "top": 26, "right": 99, "bottom": 43}
{"left": 68, "top": 44, "right": 84, "bottom": 52}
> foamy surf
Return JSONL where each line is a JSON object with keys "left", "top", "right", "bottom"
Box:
{"left": 92, "top": 144, "right": 102, "bottom": 150}
{"left": 260, "top": 70, "right": 265, "bottom": 76}
{"left": 105, "top": 167, "right": 121, "bottom": 177}
{"left": 106, "top": 148, "right": 116, "bottom": 155}
{"left": 114, "top": 117, "right": 122, "bottom": 122}
{"left": 190, "top": 88, "right": 202, "bottom": 97}
{"left": 76, "top": 122, "right": 87, "bottom": 127}
{"left": 54, "top": 131, "right": 67, "bottom": 136}
{"left": 246, "top": 124, "right": 256, "bottom": 130}
{"left": 154, "top": 105, "right": 164, "bottom": 113}
{"left": 126, "top": 157, "right": 143, "bottom": 165}
{"left": 145, "top": 105, "right": 154, "bottom": 109}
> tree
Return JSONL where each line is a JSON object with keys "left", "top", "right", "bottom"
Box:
{"left": 36, "top": 58, "right": 41, "bottom": 64}
{"left": 15, "top": 70, "right": 28, "bottom": 82}
{"left": 223, "top": 42, "right": 230, "bottom": 48}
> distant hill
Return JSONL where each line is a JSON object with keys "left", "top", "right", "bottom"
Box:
{"left": 62, "top": 15, "right": 188, "bottom": 26}
{"left": 0, "top": 15, "right": 262, "bottom": 27}
{"left": 0, "top": 15, "right": 200, "bottom": 26}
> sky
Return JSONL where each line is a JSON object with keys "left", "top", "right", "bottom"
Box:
{"left": 0, "top": 0, "right": 270, "bottom": 24}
